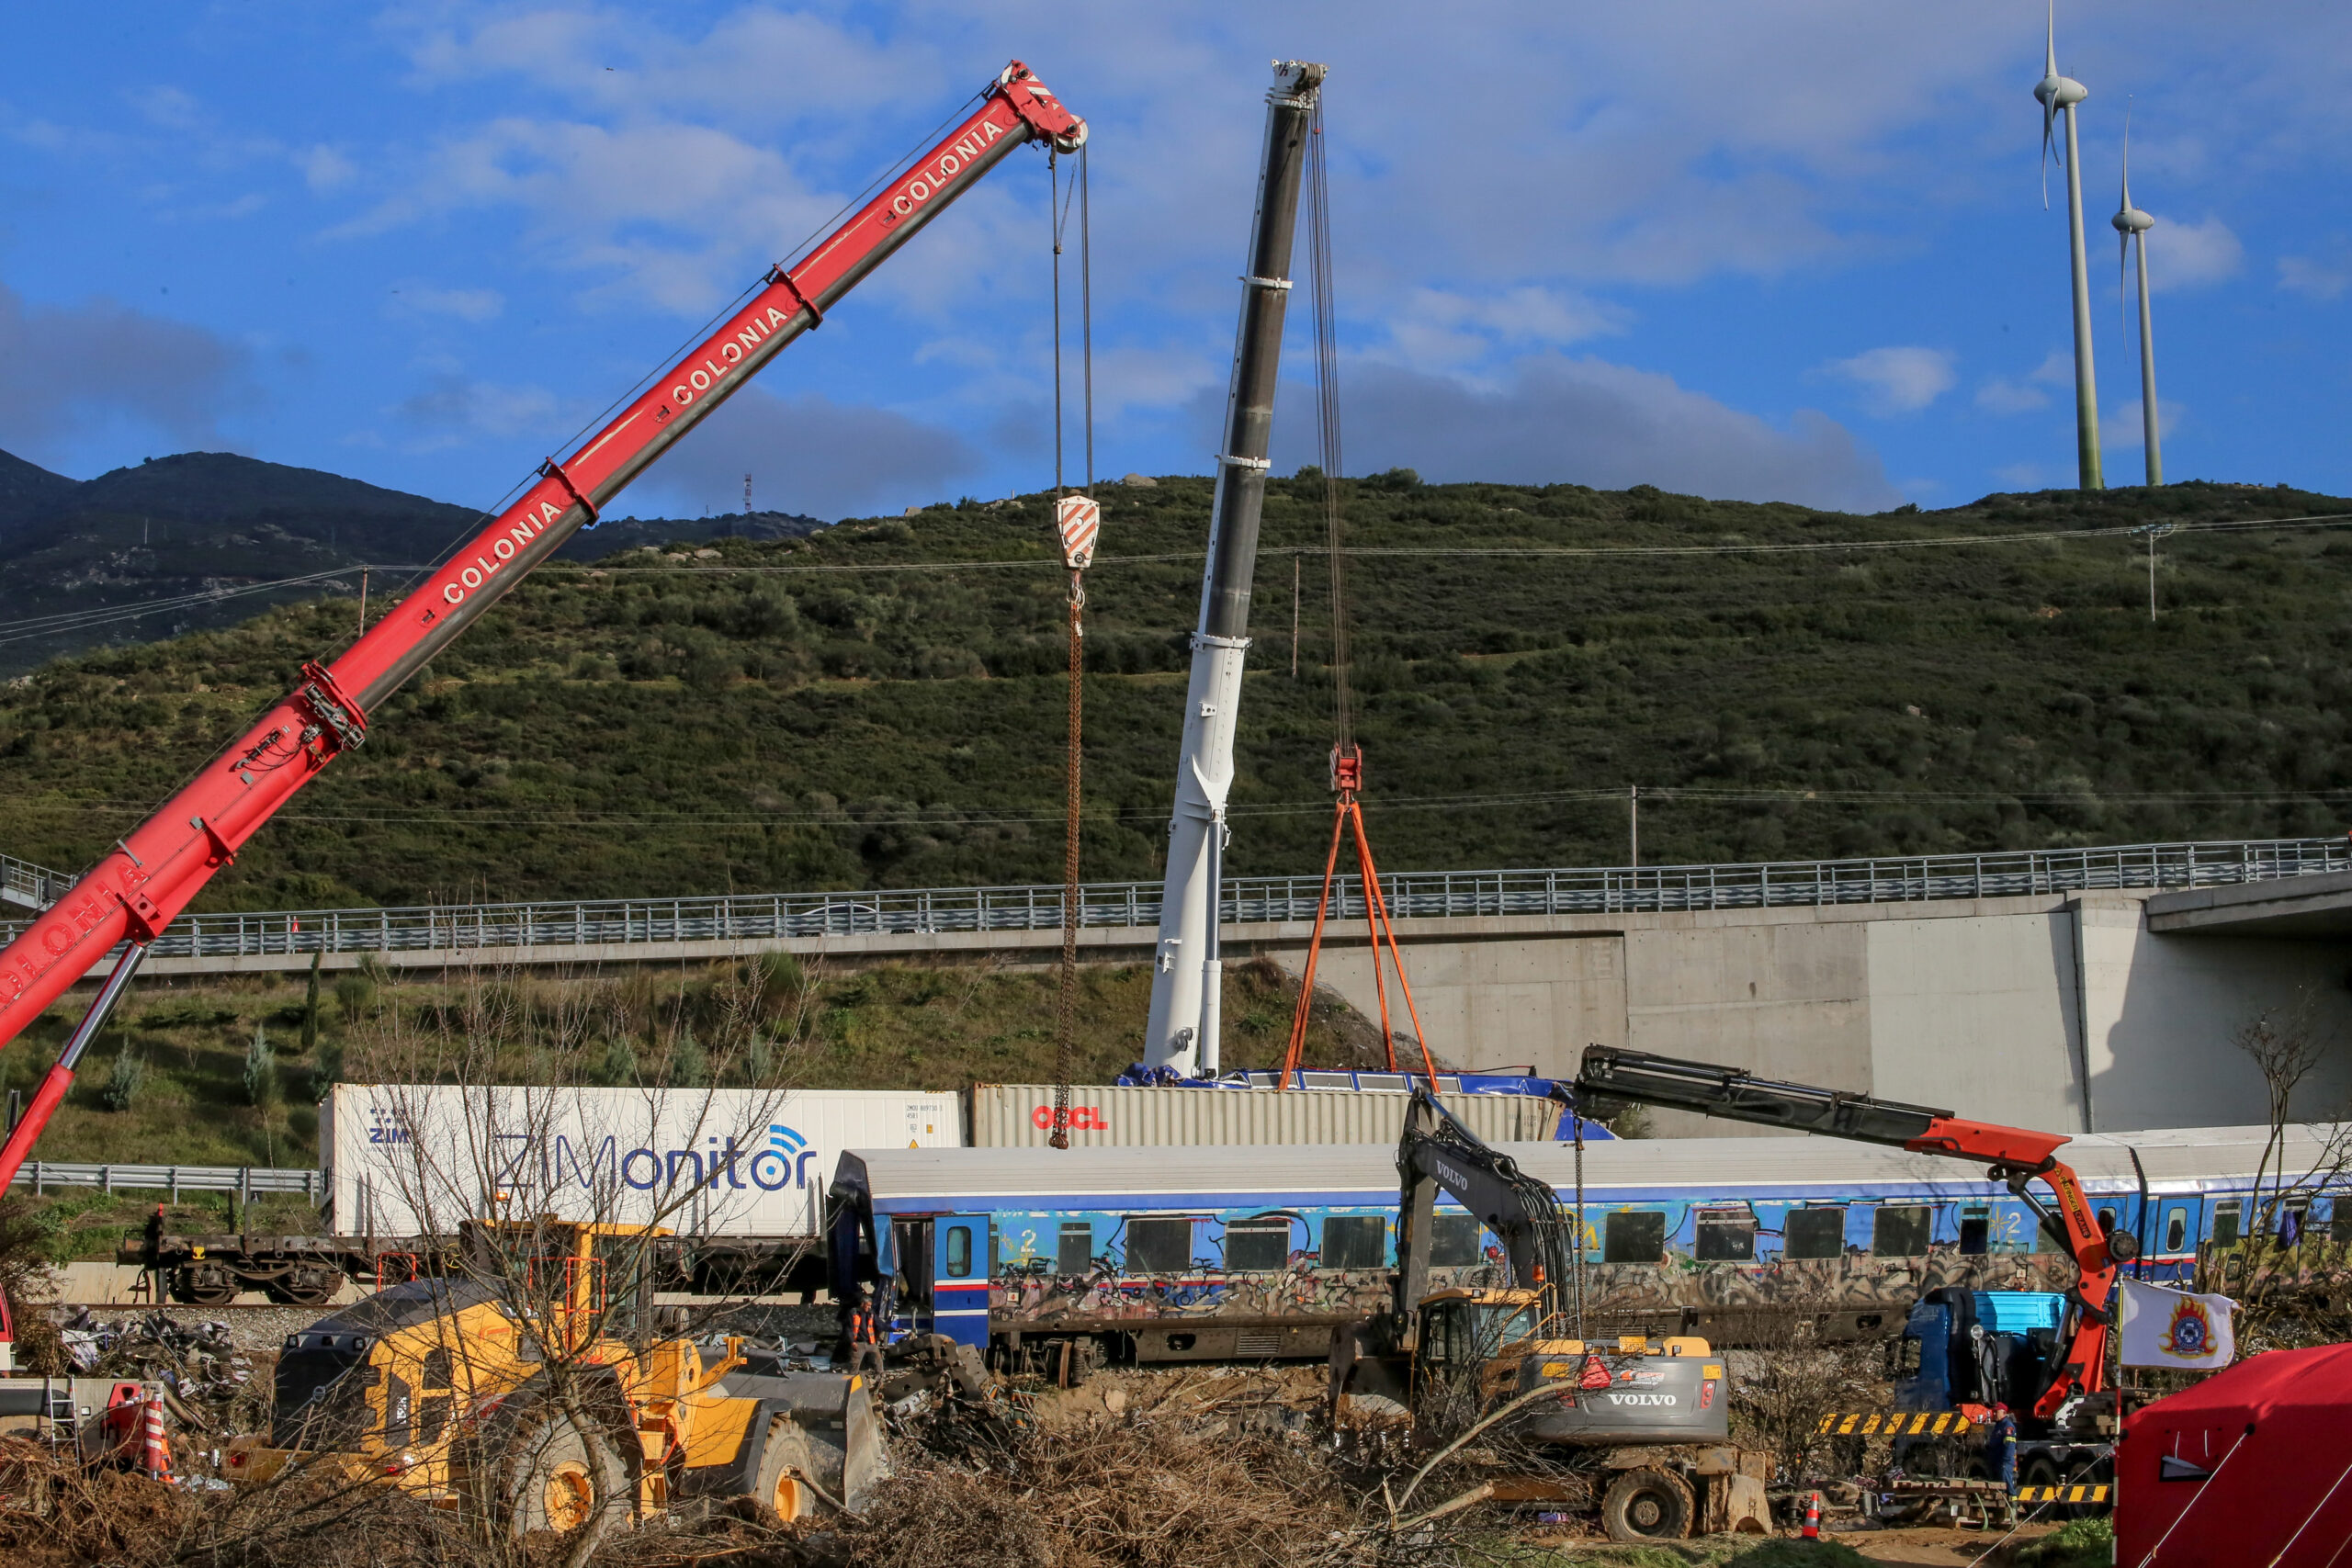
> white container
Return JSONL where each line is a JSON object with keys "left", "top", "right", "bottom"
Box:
{"left": 321, "top": 1084, "right": 961, "bottom": 1240}
{"left": 968, "top": 1082, "right": 1563, "bottom": 1149}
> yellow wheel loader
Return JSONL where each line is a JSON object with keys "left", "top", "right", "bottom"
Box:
{"left": 226, "top": 1219, "right": 886, "bottom": 1536}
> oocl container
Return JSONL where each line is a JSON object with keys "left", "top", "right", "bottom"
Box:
{"left": 968, "top": 1082, "right": 1564, "bottom": 1148}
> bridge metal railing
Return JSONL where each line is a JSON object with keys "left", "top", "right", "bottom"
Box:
{"left": 7, "top": 1161, "right": 322, "bottom": 1201}
{"left": 3, "top": 837, "right": 2343, "bottom": 967}
{"left": 0, "top": 852, "right": 65, "bottom": 910}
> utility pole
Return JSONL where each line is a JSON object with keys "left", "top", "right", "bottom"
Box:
{"left": 1629, "top": 784, "right": 1640, "bottom": 868}
{"left": 2132, "top": 523, "right": 2176, "bottom": 621}
{"left": 358, "top": 568, "right": 368, "bottom": 637}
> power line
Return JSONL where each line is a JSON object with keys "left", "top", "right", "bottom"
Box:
{"left": 7, "top": 506, "right": 2349, "bottom": 641}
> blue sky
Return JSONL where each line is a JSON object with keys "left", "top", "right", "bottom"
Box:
{"left": 4, "top": 2, "right": 2348, "bottom": 521}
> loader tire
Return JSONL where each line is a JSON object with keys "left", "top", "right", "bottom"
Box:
{"left": 752, "top": 1416, "right": 820, "bottom": 1521}
{"left": 1600, "top": 1468, "right": 1694, "bottom": 1543}
{"left": 495, "top": 1409, "right": 628, "bottom": 1540}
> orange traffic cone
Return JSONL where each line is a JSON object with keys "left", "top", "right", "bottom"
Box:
{"left": 1800, "top": 1491, "right": 1821, "bottom": 1539}
{"left": 139, "top": 1397, "right": 172, "bottom": 1482}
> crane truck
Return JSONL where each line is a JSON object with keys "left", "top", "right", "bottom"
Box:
{"left": 0, "top": 60, "right": 1088, "bottom": 1528}
{"left": 1329, "top": 1089, "right": 1772, "bottom": 1543}
{"left": 1573, "top": 1046, "right": 2134, "bottom": 1504}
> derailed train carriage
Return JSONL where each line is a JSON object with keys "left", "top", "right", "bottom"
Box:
{"left": 829, "top": 1123, "right": 2348, "bottom": 1372}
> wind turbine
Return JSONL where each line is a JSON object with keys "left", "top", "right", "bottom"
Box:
{"left": 2112, "top": 112, "right": 2161, "bottom": 487}
{"left": 2034, "top": 1, "right": 2102, "bottom": 490}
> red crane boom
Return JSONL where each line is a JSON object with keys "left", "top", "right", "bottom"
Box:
{"left": 1574, "top": 1046, "right": 2132, "bottom": 1424}
{"left": 0, "top": 62, "right": 1085, "bottom": 1189}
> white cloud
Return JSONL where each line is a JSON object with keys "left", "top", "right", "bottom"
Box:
{"left": 393, "top": 372, "right": 561, "bottom": 450}
{"left": 2278, "top": 252, "right": 2350, "bottom": 300}
{"left": 1376, "top": 286, "right": 1631, "bottom": 376}
{"left": 1262, "top": 354, "right": 1899, "bottom": 513}
{"left": 390, "top": 286, "right": 504, "bottom": 323}
{"left": 331, "top": 116, "right": 834, "bottom": 314}
{"left": 298, "top": 145, "right": 356, "bottom": 193}
{"left": 2150, "top": 216, "right": 2244, "bottom": 290}
{"left": 1821, "top": 346, "right": 1955, "bottom": 415}
{"left": 2101, "top": 396, "right": 2183, "bottom": 453}
{"left": 1975, "top": 378, "right": 2049, "bottom": 415}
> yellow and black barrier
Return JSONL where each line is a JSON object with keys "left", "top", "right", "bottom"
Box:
{"left": 2018, "top": 1484, "right": 2109, "bottom": 1505}
{"left": 1815, "top": 1411, "right": 1981, "bottom": 1437}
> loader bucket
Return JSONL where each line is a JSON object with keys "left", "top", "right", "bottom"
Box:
{"left": 714, "top": 1368, "right": 891, "bottom": 1511}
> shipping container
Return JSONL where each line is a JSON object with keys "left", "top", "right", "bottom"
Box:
{"left": 968, "top": 1082, "right": 1564, "bottom": 1148}
{"left": 321, "top": 1084, "right": 961, "bottom": 1241}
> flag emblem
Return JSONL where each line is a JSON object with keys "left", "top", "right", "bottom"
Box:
{"left": 2159, "top": 1293, "right": 2215, "bottom": 1359}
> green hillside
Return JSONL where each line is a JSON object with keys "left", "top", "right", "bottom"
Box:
{"left": 2, "top": 472, "right": 2348, "bottom": 913}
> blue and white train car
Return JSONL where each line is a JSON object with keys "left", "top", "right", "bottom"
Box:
{"left": 828, "top": 1123, "right": 2346, "bottom": 1368}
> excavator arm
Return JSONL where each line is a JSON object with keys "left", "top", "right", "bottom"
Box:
{"left": 1393, "top": 1089, "right": 1577, "bottom": 1333}
{"left": 0, "top": 63, "right": 1087, "bottom": 1190}
{"left": 1574, "top": 1046, "right": 2128, "bottom": 1421}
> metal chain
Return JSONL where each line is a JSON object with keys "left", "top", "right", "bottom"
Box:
{"left": 1048, "top": 147, "right": 1094, "bottom": 1148}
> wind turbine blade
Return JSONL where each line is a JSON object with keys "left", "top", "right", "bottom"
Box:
{"left": 2042, "top": 105, "right": 2055, "bottom": 210}
{"left": 2121, "top": 102, "right": 2133, "bottom": 208}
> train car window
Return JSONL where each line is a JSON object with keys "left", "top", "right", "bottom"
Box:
{"left": 1126, "top": 1217, "right": 1192, "bottom": 1276}
{"left": 2334, "top": 1202, "right": 2352, "bottom": 1247}
{"left": 2164, "top": 1207, "right": 2188, "bottom": 1253}
{"left": 2212, "top": 1201, "right": 2242, "bottom": 1248}
{"left": 1225, "top": 1221, "right": 1290, "bottom": 1272}
{"left": 1959, "top": 1207, "right": 1990, "bottom": 1256}
{"left": 1058, "top": 1223, "right": 1093, "bottom": 1279}
{"left": 944, "top": 1225, "right": 972, "bottom": 1279}
{"left": 1430, "top": 1214, "right": 1482, "bottom": 1268}
{"left": 1603, "top": 1210, "right": 1667, "bottom": 1263}
{"left": 2282, "top": 1198, "right": 2310, "bottom": 1244}
{"left": 989, "top": 1221, "right": 1000, "bottom": 1278}
{"left": 1872, "top": 1206, "right": 1931, "bottom": 1258}
{"left": 1695, "top": 1208, "right": 1756, "bottom": 1262}
{"left": 1784, "top": 1207, "right": 1846, "bottom": 1259}
{"left": 1323, "top": 1215, "right": 1387, "bottom": 1271}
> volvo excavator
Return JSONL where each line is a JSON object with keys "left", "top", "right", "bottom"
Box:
{"left": 1329, "top": 1090, "right": 1772, "bottom": 1543}
{"left": 0, "top": 60, "right": 1087, "bottom": 1532}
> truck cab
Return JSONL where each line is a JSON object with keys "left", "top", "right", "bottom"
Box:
{"left": 1893, "top": 1289, "right": 2064, "bottom": 1427}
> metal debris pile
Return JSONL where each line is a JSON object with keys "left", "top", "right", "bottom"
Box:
{"left": 52, "top": 1309, "right": 261, "bottom": 1429}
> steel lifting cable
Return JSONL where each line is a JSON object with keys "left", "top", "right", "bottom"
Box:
{"left": 1307, "top": 99, "right": 1353, "bottom": 761}
{"left": 1048, "top": 144, "right": 1094, "bottom": 1149}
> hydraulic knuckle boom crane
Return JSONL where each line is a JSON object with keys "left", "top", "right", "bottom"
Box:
{"left": 1572, "top": 1045, "right": 2133, "bottom": 1427}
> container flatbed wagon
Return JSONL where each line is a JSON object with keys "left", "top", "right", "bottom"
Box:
{"left": 117, "top": 1081, "right": 1566, "bottom": 1303}
{"left": 831, "top": 1122, "right": 2348, "bottom": 1371}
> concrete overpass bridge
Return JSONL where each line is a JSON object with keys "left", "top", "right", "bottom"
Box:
{"left": 9, "top": 837, "right": 2350, "bottom": 1141}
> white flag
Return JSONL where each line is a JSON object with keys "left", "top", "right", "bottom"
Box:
{"left": 2118, "top": 1280, "right": 2237, "bottom": 1371}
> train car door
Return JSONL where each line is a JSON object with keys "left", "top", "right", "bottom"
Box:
{"left": 932, "top": 1214, "right": 992, "bottom": 1348}
{"left": 891, "top": 1218, "right": 934, "bottom": 1336}
{"left": 2148, "top": 1197, "right": 2203, "bottom": 1272}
